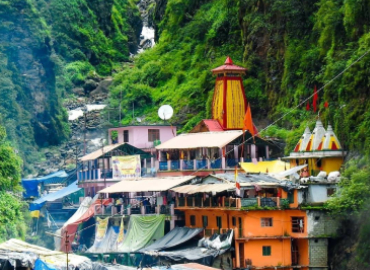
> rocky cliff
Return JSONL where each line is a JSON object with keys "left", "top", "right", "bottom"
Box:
{"left": 0, "top": 0, "right": 142, "bottom": 173}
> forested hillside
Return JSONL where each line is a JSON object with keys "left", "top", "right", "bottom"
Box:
{"left": 0, "top": 0, "right": 141, "bottom": 172}
{"left": 110, "top": 0, "right": 370, "bottom": 155}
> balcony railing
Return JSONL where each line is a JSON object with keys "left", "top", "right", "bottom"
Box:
{"left": 176, "top": 196, "right": 281, "bottom": 209}
{"left": 158, "top": 158, "right": 240, "bottom": 171}
{"left": 95, "top": 203, "right": 175, "bottom": 216}
{"left": 78, "top": 169, "right": 113, "bottom": 181}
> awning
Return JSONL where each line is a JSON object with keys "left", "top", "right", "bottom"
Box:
{"left": 98, "top": 176, "right": 196, "bottom": 193}
{"left": 271, "top": 164, "right": 308, "bottom": 179}
{"left": 240, "top": 160, "right": 290, "bottom": 174}
{"left": 29, "top": 181, "right": 81, "bottom": 211}
{"left": 171, "top": 183, "right": 235, "bottom": 194}
{"left": 22, "top": 171, "right": 68, "bottom": 198}
{"left": 140, "top": 227, "right": 203, "bottom": 253}
{"left": 156, "top": 131, "right": 243, "bottom": 150}
{"left": 80, "top": 143, "right": 150, "bottom": 161}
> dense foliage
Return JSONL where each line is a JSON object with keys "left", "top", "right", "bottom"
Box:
{"left": 0, "top": 0, "right": 141, "bottom": 173}
{"left": 109, "top": 0, "right": 370, "bottom": 156}
{"left": 0, "top": 125, "right": 26, "bottom": 242}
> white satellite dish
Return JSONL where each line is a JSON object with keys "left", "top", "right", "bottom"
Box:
{"left": 136, "top": 117, "right": 142, "bottom": 123}
{"left": 158, "top": 105, "right": 174, "bottom": 120}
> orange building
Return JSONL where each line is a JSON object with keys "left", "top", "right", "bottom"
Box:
{"left": 172, "top": 170, "right": 338, "bottom": 270}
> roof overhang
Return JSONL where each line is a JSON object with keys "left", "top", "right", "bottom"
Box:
{"left": 283, "top": 150, "right": 347, "bottom": 160}
{"left": 80, "top": 143, "right": 150, "bottom": 161}
{"left": 98, "top": 176, "right": 196, "bottom": 193}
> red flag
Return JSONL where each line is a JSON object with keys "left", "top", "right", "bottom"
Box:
{"left": 324, "top": 101, "right": 329, "bottom": 108}
{"left": 313, "top": 85, "right": 318, "bottom": 112}
{"left": 306, "top": 102, "right": 310, "bottom": 111}
{"left": 243, "top": 104, "right": 255, "bottom": 136}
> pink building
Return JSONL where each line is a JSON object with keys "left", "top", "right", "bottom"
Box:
{"left": 108, "top": 125, "right": 177, "bottom": 150}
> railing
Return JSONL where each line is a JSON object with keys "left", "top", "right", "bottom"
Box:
{"left": 78, "top": 169, "right": 100, "bottom": 181}
{"left": 176, "top": 196, "right": 281, "bottom": 209}
{"left": 204, "top": 228, "right": 229, "bottom": 236}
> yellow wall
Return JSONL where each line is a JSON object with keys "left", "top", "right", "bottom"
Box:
{"left": 226, "top": 80, "right": 245, "bottom": 129}
{"left": 212, "top": 80, "right": 224, "bottom": 126}
{"left": 290, "top": 157, "right": 344, "bottom": 175}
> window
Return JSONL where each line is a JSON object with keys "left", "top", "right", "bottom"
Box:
{"left": 262, "top": 246, "right": 271, "bottom": 256}
{"left": 292, "top": 217, "right": 304, "bottom": 233}
{"left": 232, "top": 217, "right": 236, "bottom": 226}
{"left": 202, "top": 216, "right": 208, "bottom": 228}
{"left": 190, "top": 215, "right": 196, "bottom": 226}
{"left": 123, "top": 130, "right": 129, "bottom": 142}
{"left": 216, "top": 216, "right": 222, "bottom": 228}
{"left": 327, "top": 188, "right": 336, "bottom": 196}
{"left": 261, "top": 218, "right": 273, "bottom": 227}
{"left": 288, "top": 191, "right": 295, "bottom": 203}
{"left": 148, "top": 129, "right": 160, "bottom": 142}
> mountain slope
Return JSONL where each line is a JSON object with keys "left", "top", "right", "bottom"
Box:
{"left": 110, "top": 0, "right": 370, "bottom": 155}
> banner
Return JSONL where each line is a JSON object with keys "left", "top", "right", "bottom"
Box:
{"left": 112, "top": 155, "right": 141, "bottom": 179}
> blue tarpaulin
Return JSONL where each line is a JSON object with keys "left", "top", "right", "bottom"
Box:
{"left": 29, "top": 181, "right": 81, "bottom": 211}
{"left": 34, "top": 259, "right": 58, "bottom": 270}
{"left": 22, "top": 171, "right": 68, "bottom": 198}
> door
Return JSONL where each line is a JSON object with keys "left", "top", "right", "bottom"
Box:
{"left": 239, "top": 243, "right": 245, "bottom": 268}
{"left": 291, "top": 239, "right": 299, "bottom": 265}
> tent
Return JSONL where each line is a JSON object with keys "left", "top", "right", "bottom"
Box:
{"left": 118, "top": 215, "right": 165, "bottom": 252}
{"left": 0, "top": 239, "right": 92, "bottom": 269}
{"left": 29, "top": 180, "right": 81, "bottom": 211}
{"left": 140, "top": 227, "right": 203, "bottom": 253}
{"left": 157, "top": 230, "right": 234, "bottom": 262}
{"left": 22, "top": 171, "right": 68, "bottom": 198}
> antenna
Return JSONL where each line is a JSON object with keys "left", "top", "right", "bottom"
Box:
{"left": 158, "top": 105, "right": 174, "bottom": 121}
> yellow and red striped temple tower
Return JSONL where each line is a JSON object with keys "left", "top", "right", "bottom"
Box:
{"left": 211, "top": 56, "right": 248, "bottom": 130}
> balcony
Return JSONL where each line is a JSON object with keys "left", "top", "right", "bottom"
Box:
{"left": 175, "top": 196, "right": 282, "bottom": 209}
{"left": 94, "top": 203, "right": 175, "bottom": 216}
{"left": 158, "top": 158, "right": 238, "bottom": 172}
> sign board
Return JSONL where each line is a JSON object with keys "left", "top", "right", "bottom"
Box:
{"left": 112, "top": 155, "right": 141, "bottom": 179}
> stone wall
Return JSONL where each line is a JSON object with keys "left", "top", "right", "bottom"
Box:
{"left": 309, "top": 238, "right": 328, "bottom": 269}
{"left": 307, "top": 210, "right": 339, "bottom": 238}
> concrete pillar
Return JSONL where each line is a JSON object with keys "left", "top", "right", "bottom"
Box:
{"left": 151, "top": 156, "right": 154, "bottom": 168}
{"left": 187, "top": 150, "right": 190, "bottom": 160}
{"left": 158, "top": 150, "right": 162, "bottom": 162}
{"left": 257, "top": 197, "right": 261, "bottom": 207}
{"left": 167, "top": 160, "right": 171, "bottom": 171}
{"left": 222, "top": 157, "right": 226, "bottom": 170}
{"left": 235, "top": 241, "right": 240, "bottom": 268}
{"left": 234, "top": 145, "right": 239, "bottom": 161}
{"left": 180, "top": 159, "right": 184, "bottom": 170}
{"left": 240, "top": 157, "right": 244, "bottom": 163}
{"left": 141, "top": 206, "right": 145, "bottom": 215}
{"left": 207, "top": 159, "right": 211, "bottom": 169}
{"left": 170, "top": 219, "right": 175, "bottom": 230}
{"left": 193, "top": 159, "right": 197, "bottom": 170}
{"left": 251, "top": 144, "right": 257, "bottom": 159}
{"left": 144, "top": 159, "right": 147, "bottom": 168}
{"left": 265, "top": 145, "right": 270, "bottom": 160}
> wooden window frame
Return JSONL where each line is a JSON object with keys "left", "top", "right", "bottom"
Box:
{"left": 190, "top": 215, "right": 196, "bottom": 226}
{"left": 261, "top": 218, "right": 273, "bottom": 227}
{"left": 148, "top": 129, "right": 160, "bottom": 142}
{"left": 292, "top": 217, "right": 305, "bottom": 233}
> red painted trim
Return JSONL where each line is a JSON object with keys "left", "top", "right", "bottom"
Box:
{"left": 238, "top": 77, "right": 248, "bottom": 114}
{"left": 223, "top": 76, "right": 227, "bottom": 128}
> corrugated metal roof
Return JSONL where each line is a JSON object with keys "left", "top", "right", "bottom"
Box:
{"left": 156, "top": 131, "right": 242, "bottom": 150}
{"left": 171, "top": 183, "right": 235, "bottom": 194}
{"left": 98, "top": 176, "right": 196, "bottom": 193}
{"left": 80, "top": 143, "right": 125, "bottom": 161}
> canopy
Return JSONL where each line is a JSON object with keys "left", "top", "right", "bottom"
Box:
{"left": 98, "top": 176, "right": 195, "bottom": 193}
{"left": 140, "top": 227, "right": 203, "bottom": 253}
{"left": 0, "top": 239, "right": 92, "bottom": 269}
{"left": 240, "top": 160, "right": 290, "bottom": 174}
{"left": 118, "top": 215, "right": 165, "bottom": 252}
{"left": 29, "top": 181, "right": 81, "bottom": 211}
{"left": 81, "top": 143, "right": 150, "bottom": 161}
{"left": 171, "top": 184, "right": 235, "bottom": 194}
{"left": 22, "top": 171, "right": 68, "bottom": 198}
{"left": 156, "top": 131, "right": 243, "bottom": 150}
{"left": 157, "top": 230, "right": 233, "bottom": 261}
